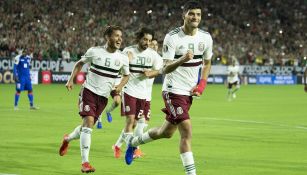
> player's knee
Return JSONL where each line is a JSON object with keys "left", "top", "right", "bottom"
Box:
{"left": 161, "top": 130, "right": 173, "bottom": 138}
{"left": 114, "top": 100, "right": 121, "bottom": 107}
{"left": 16, "top": 90, "right": 21, "bottom": 93}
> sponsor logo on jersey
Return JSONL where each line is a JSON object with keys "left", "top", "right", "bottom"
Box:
{"left": 198, "top": 42, "right": 205, "bottom": 52}
{"left": 125, "top": 105, "right": 130, "bottom": 112}
{"left": 176, "top": 107, "right": 183, "bottom": 115}
{"left": 84, "top": 105, "right": 90, "bottom": 112}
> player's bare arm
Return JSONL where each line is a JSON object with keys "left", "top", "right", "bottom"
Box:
{"left": 114, "top": 74, "right": 129, "bottom": 93}
{"left": 162, "top": 50, "right": 194, "bottom": 74}
{"left": 191, "top": 59, "right": 211, "bottom": 96}
{"left": 143, "top": 70, "right": 160, "bottom": 78}
{"left": 65, "top": 60, "right": 85, "bottom": 91}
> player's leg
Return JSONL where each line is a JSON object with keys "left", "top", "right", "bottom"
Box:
{"left": 114, "top": 93, "right": 136, "bottom": 148}
{"left": 25, "top": 80, "right": 39, "bottom": 109}
{"left": 59, "top": 125, "right": 81, "bottom": 156}
{"left": 80, "top": 92, "right": 108, "bottom": 173}
{"left": 14, "top": 78, "right": 23, "bottom": 110}
{"left": 178, "top": 120, "right": 196, "bottom": 175}
{"left": 227, "top": 82, "right": 233, "bottom": 101}
{"left": 231, "top": 81, "right": 240, "bottom": 98}
{"left": 125, "top": 120, "right": 177, "bottom": 164}
{"left": 80, "top": 116, "right": 95, "bottom": 173}
{"left": 105, "top": 91, "right": 121, "bottom": 122}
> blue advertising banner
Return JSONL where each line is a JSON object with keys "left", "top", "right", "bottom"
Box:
{"left": 256, "top": 75, "right": 297, "bottom": 85}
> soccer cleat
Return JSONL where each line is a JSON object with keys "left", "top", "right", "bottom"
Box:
{"left": 232, "top": 93, "right": 237, "bottom": 99}
{"left": 112, "top": 145, "right": 121, "bottom": 158}
{"left": 81, "top": 162, "right": 95, "bottom": 173}
{"left": 59, "top": 134, "right": 69, "bottom": 156}
{"left": 125, "top": 145, "right": 137, "bottom": 165}
{"left": 14, "top": 106, "right": 19, "bottom": 110}
{"left": 133, "top": 148, "right": 144, "bottom": 159}
{"left": 106, "top": 112, "right": 112, "bottom": 123}
{"left": 30, "top": 106, "right": 39, "bottom": 110}
{"left": 96, "top": 121, "right": 102, "bottom": 129}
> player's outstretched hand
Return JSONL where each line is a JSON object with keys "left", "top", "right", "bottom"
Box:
{"left": 65, "top": 81, "right": 73, "bottom": 91}
{"left": 304, "top": 85, "right": 307, "bottom": 93}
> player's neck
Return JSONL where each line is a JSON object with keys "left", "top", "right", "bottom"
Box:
{"left": 137, "top": 45, "right": 145, "bottom": 52}
{"left": 106, "top": 47, "right": 117, "bottom": 53}
{"left": 182, "top": 26, "right": 197, "bottom": 36}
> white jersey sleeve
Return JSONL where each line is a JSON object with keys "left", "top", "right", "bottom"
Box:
{"left": 80, "top": 47, "right": 94, "bottom": 64}
{"left": 162, "top": 33, "right": 176, "bottom": 60}
{"left": 203, "top": 35, "right": 213, "bottom": 60}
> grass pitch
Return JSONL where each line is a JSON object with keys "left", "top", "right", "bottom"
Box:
{"left": 0, "top": 84, "right": 306, "bottom": 175}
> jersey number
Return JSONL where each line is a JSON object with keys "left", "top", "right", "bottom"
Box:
{"left": 136, "top": 57, "right": 145, "bottom": 65}
{"left": 105, "top": 58, "right": 111, "bottom": 67}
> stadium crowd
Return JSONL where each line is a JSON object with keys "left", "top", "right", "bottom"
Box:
{"left": 0, "top": 0, "right": 306, "bottom": 66}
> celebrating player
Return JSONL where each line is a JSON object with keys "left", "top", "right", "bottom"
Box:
{"left": 59, "top": 26, "right": 130, "bottom": 173}
{"left": 13, "top": 48, "right": 39, "bottom": 110}
{"left": 125, "top": 1, "right": 213, "bottom": 175}
{"left": 112, "top": 27, "right": 162, "bottom": 160}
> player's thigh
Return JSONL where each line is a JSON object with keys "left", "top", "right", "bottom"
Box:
{"left": 159, "top": 120, "right": 177, "bottom": 137}
{"left": 162, "top": 91, "right": 192, "bottom": 124}
{"left": 178, "top": 120, "right": 192, "bottom": 139}
{"left": 24, "top": 80, "right": 33, "bottom": 91}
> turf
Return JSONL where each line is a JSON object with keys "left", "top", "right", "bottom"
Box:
{"left": 0, "top": 84, "right": 306, "bottom": 175}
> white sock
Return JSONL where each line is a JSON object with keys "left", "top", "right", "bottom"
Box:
{"left": 106, "top": 102, "right": 117, "bottom": 113}
{"left": 180, "top": 152, "right": 196, "bottom": 175}
{"left": 134, "top": 117, "right": 146, "bottom": 137}
{"left": 80, "top": 127, "right": 92, "bottom": 163}
{"left": 97, "top": 116, "right": 102, "bottom": 122}
{"left": 67, "top": 125, "right": 81, "bottom": 142}
{"left": 131, "top": 131, "right": 153, "bottom": 147}
{"left": 123, "top": 132, "right": 133, "bottom": 146}
{"left": 114, "top": 129, "right": 125, "bottom": 147}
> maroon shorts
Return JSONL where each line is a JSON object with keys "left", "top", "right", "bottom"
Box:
{"left": 110, "top": 90, "right": 120, "bottom": 98}
{"left": 121, "top": 92, "right": 146, "bottom": 119}
{"left": 78, "top": 87, "right": 108, "bottom": 123}
{"left": 162, "top": 91, "right": 193, "bottom": 125}
{"left": 144, "top": 101, "right": 151, "bottom": 121}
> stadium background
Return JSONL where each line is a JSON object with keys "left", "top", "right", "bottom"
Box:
{"left": 0, "top": 0, "right": 307, "bottom": 175}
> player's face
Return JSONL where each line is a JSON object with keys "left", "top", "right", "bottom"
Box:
{"left": 107, "top": 30, "right": 123, "bottom": 50}
{"left": 183, "top": 9, "right": 201, "bottom": 28}
{"left": 138, "top": 34, "right": 153, "bottom": 51}
{"left": 150, "top": 40, "right": 158, "bottom": 51}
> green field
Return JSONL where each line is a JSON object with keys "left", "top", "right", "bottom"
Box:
{"left": 0, "top": 84, "right": 307, "bottom": 175}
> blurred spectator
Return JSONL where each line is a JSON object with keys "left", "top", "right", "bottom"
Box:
{"left": 0, "top": 0, "right": 306, "bottom": 66}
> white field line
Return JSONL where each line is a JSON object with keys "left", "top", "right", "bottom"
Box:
{"left": 204, "top": 117, "right": 307, "bottom": 131}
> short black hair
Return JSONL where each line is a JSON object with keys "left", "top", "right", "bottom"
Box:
{"left": 135, "top": 27, "right": 154, "bottom": 41}
{"left": 183, "top": 1, "right": 202, "bottom": 14}
{"left": 103, "top": 25, "right": 122, "bottom": 38}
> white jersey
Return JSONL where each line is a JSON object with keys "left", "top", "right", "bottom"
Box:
{"left": 80, "top": 46, "right": 130, "bottom": 98}
{"left": 123, "top": 45, "right": 163, "bottom": 99}
{"left": 162, "top": 27, "right": 213, "bottom": 96}
{"left": 227, "top": 65, "right": 240, "bottom": 83}
{"left": 145, "top": 77, "right": 155, "bottom": 101}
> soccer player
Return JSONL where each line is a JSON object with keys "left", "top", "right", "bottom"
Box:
{"left": 304, "top": 66, "right": 307, "bottom": 92}
{"left": 226, "top": 58, "right": 240, "bottom": 100}
{"left": 59, "top": 26, "right": 130, "bottom": 173}
{"left": 112, "top": 27, "right": 162, "bottom": 160}
{"left": 141, "top": 38, "right": 160, "bottom": 134}
{"left": 125, "top": 1, "right": 213, "bottom": 175}
{"left": 13, "top": 48, "right": 39, "bottom": 110}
